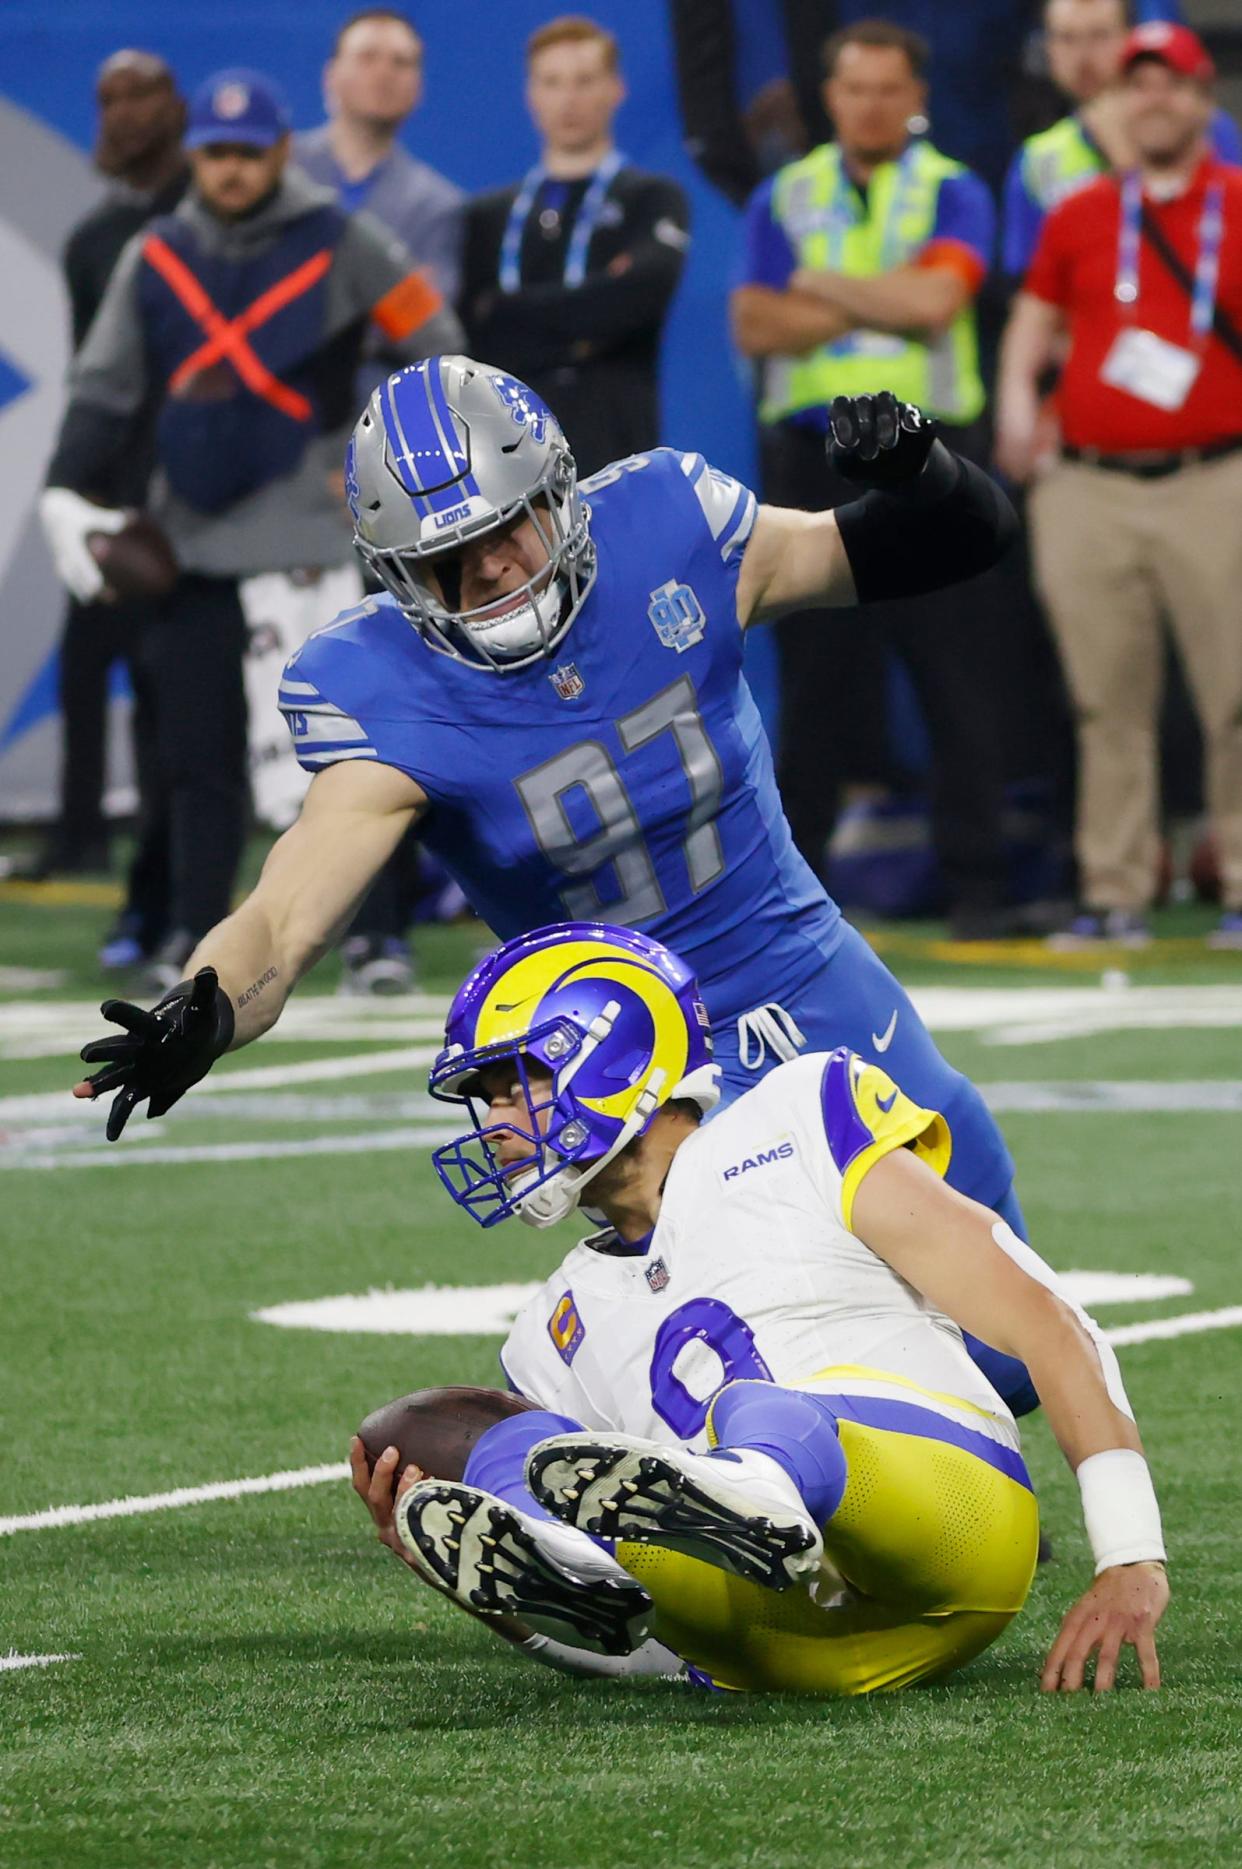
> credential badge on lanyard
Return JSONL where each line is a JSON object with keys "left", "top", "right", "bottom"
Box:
{"left": 1102, "top": 170, "right": 1225, "bottom": 411}
{"left": 1114, "top": 168, "right": 1224, "bottom": 344}
{"left": 499, "top": 149, "right": 627, "bottom": 294}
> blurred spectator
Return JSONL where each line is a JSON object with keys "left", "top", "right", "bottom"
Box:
{"left": 298, "top": 7, "right": 467, "bottom": 996}
{"left": 460, "top": 14, "right": 690, "bottom": 476}
{"left": 295, "top": 8, "right": 464, "bottom": 305}
{"left": 997, "top": 25, "right": 1242, "bottom": 948}
{"left": 671, "top": 1, "right": 1039, "bottom": 206}
{"left": 731, "top": 20, "right": 1019, "bottom": 939}
{"left": 1003, "top": 0, "right": 1242, "bottom": 281}
{"left": 38, "top": 68, "right": 459, "bottom": 990}
{"left": 27, "top": 52, "right": 187, "bottom": 897}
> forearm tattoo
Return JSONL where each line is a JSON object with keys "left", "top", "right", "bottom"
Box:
{"left": 236, "top": 967, "right": 279, "bottom": 1010}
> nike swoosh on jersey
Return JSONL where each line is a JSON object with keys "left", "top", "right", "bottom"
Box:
{"left": 872, "top": 1010, "right": 898, "bottom": 1052}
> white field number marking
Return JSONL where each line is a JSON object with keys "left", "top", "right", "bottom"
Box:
{"left": 251, "top": 1283, "right": 545, "bottom": 1336}
{"left": 250, "top": 1272, "right": 1193, "bottom": 1337}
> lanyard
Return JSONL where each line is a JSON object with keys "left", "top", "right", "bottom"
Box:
{"left": 825, "top": 141, "right": 922, "bottom": 272}
{"left": 499, "top": 149, "right": 626, "bottom": 294}
{"left": 1115, "top": 170, "right": 1225, "bottom": 344}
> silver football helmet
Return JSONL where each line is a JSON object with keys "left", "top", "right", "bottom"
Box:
{"left": 346, "top": 355, "right": 596, "bottom": 671}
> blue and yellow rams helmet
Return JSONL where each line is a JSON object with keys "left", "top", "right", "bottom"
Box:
{"left": 429, "top": 920, "right": 719, "bottom": 1228}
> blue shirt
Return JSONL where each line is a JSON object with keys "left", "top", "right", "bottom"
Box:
{"left": 279, "top": 448, "right": 842, "bottom": 1027}
{"left": 293, "top": 125, "right": 464, "bottom": 300}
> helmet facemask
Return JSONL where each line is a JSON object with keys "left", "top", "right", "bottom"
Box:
{"left": 430, "top": 1011, "right": 666, "bottom": 1230}
{"left": 355, "top": 433, "right": 596, "bottom": 672}
{"left": 428, "top": 920, "right": 721, "bottom": 1231}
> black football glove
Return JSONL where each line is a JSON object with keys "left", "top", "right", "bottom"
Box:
{"left": 829, "top": 391, "right": 958, "bottom": 504}
{"left": 78, "top": 966, "right": 235, "bottom": 1141}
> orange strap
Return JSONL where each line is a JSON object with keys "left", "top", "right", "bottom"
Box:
{"left": 372, "top": 269, "right": 443, "bottom": 340}
{"left": 143, "top": 234, "right": 334, "bottom": 423}
{"left": 916, "top": 238, "right": 986, "bottom": 298}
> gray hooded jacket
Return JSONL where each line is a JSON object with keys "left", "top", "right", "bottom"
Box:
{"left": 56, "top": 167, "right": 462, "bottom": 577}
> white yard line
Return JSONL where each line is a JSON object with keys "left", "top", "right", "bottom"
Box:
{"left": 8, "top": 982, "right": 1242, "bottom": 1062}
{"left": 0, "top": 1652, "right": 82, "bottom": 1672}
{"left": 1104, "top": 1305, "right": 1242, "bottom": 1347}
{"left": 198, "top": 1048, "right": 440, "bottom": 1093}
{"left": 0, "top": 1463, "right": 349, "bottom": 1536}
{"left": 0, "top": 1128, "right": 460, "bottom": 1170}
{"left": 0, "top": 998, "right": 449, "bottom": 1061}
{"left": 4, "top": 1306, "right": 1240, "bottom": 1538}
{"left": 981, "top": 1082, "right": 1242, "bottom": 1113}
{"left": 0, "top": 1047, "right": 440, "bottom": 1122}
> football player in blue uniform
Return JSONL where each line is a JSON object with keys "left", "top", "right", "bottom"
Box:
{"left": 72, "top": 355, "right": 1032, "bottom": 1407}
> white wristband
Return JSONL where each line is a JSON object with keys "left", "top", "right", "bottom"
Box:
{"left": 1076, "top": 1449, "right": 1166, "bottom": 1575}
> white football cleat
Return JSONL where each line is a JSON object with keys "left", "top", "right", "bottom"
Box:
{"left": 394, "top": 1478, "right": 653, "bottom": 1656}
{"left": 526, "top": 1433, "right": 824, "bottom": 1591}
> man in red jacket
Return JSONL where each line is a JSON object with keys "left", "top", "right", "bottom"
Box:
{"left": 997, "top": 23, "right": 1242, "bottom": 950}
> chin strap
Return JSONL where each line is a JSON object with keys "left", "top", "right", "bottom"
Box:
{"left": 516, "top": 1069, "right": 668, "bottom": 1230}
{"left": 459, "top": 575, "right": 566, "bottom": 664}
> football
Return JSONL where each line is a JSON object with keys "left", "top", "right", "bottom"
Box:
{"left": 88, "top": 513, "right": 179, "bottom": 602}
{"left": 356, "top": 1385, "right": 539, "bottom": 1484}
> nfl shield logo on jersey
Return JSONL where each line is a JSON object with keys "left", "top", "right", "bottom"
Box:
{"left": 645, "top": 1256, "right": 671, "bottom": 1293}
{"left": 549, "top": 661, "right": 585, "bottom": 700}
{"left": 648, "top": 580, "right": 706, "bottom": 653}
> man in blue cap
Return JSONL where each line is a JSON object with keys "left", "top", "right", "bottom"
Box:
{"left": 39, "top": 67, "right": 461, "bottom": 988}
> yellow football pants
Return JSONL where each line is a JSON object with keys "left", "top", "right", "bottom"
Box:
{"left": 615, "top": 1377, "right": 1039, "bottom": 1696}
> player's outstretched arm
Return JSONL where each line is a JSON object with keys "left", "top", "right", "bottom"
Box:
{"left": 852, "top": 1147, "right": 1168, "bottom": 1693}
{"left": 184, "top": 760, "right": 427, "bottom": 1043}
{"left": 73, "top": 760, "right": 426, "bottom": 1137}
{"left": 737, "top": 391, "right": 1018, "bottom": 625}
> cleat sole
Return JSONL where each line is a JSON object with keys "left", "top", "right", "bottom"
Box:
{"left": 395, "top": 1481, "right": 652, "bottom": 1655}
{"left": 528, "top": 1438, "right": 821, "bottom": 1591}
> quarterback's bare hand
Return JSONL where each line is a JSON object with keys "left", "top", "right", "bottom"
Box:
{"left": 349, "top": 1435, "right": 425, "bottom": 1570}
{"left": 1041, "top": 1562, "right": 1168, "bottom": 1693}
{"left": 74, "top": 966, "right": 234, "bottom": 1139}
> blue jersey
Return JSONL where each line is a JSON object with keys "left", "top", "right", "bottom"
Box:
{"left": 280, "top": 448, "right": 842, "bottom": 1028}
{"left": 280, "top": 443, "right": 1037, "bottom": 1415}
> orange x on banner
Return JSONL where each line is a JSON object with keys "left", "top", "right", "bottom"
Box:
{"left": 144, "top": 234, "right": 333, "bottom": 422}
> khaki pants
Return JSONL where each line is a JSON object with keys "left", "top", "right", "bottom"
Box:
{"left": 1030, "top": 452, "right": 1242, "bottom": 910}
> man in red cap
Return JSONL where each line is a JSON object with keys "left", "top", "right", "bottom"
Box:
{"left": 1002, "top": 3, "right": 1241, "bottom": 282}
{"left": 996, "top": 22, "right": 1242, "bottom": 951}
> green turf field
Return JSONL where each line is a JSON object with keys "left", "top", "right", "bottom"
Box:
{"left": 3, "top": 860, "right": 1241, "bottom": 1869}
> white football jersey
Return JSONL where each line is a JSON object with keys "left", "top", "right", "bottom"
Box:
{"left": 501, "top": 1049, "right": 1013, "bottom": 1450}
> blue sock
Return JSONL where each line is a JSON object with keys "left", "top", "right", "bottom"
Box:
{"left": 961, "top": 1184, "right": 1042, "bottom": 1419}
{"left": 707, "top": 1381, "right": 847, "bottom": 1526}
{"left": 462, "top": 1410, "right": 584, "bottom": 1525}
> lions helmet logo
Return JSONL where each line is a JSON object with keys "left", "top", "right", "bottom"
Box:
{"left": 490, "top": 374, "right": 549, "bottom": 443}
{"left": 343, "top": 436, "right": 362, "bottom": 525}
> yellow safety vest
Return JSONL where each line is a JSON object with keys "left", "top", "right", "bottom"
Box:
{"left": 761, "top": 139, "right": 986, "bottom": 426}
